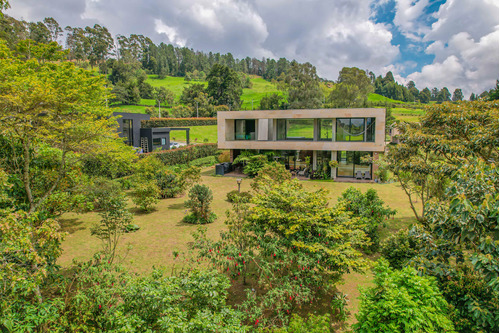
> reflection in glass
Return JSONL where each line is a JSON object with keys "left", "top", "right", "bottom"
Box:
{"left": 319, "top": 119, "right": 333, "bottom": 140}
{"left": 235, "top": 119, "right": 256, "bottom": 140}
{"left": 122, "top": 119, "right": 133, "bottom": 146}
{"left": 286, "top": 119, "right": 314, "bottom": 140}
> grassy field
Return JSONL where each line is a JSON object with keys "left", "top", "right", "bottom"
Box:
{"left": 392, "top": 107, "right": 425, "bottom": 122}
{"left": 241, "top": 76, "right": 282, "bottom": 110}
{"left": 58, "top": 169, "right": 416, "bottom": 323}
{"left": 367, "top": 93, "right": 401, "bottom": 104}
{"left": 169, "top": 125, "right": 217, "bottom": 143}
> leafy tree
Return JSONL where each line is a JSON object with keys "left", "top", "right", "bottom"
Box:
{"left": 353, "top": 259, "right": 456, "bottom": 332}
{"left": 259, "top": 93, "right": 284, "bottom": 110}
{"left": 452, "top": 88, "right": 463, "bottom": 101}
{"left": 91, "top": 193, "right": 132, "bottom": 263}
{"left": 184, "top": 184, "right": 216, "bottom": 224}
{"left": 151, "top": 86, "right": 174, "bottom": 117}
{"left": 328, "top": 83, "right": 363, "bottom": 107}
{"left": 337, "top": 67, "right": 373, "bottom": 102}
{"left": 251, "top": 161, "right": 291, "bottom": 191}
{"left": 42, "top": 17, "right": 62, "bottom": 42}
{"left": 488, "top": 79, "right": 499, "bottom": 101}
{"left": 419, "top": 87, "right": 431, "bottom": 103}
{"left": 380, "top": 227, "right": 423, "bottom": 269}
{"left": 0, "top": 40, "right": 115, "bottom": 214}
{"left": 192, "top": 178, "right": 369, "bottom": 327}
{"left": 384, "top": 100, "right": 498, "bottom": 222}
{"left": 131, "top": 180, "right": 160, "bottom": 212}
{"left": 283, "top": 61, "right": 323, "bottom": 109}
{"left": 206, "top": 63, "right": 242, "bottom": 108}
{"left": 171, "top": 105, "right": 194, "bottom": 118}
{"left": 437, "top": 87, "right": 451, "bottom": 102}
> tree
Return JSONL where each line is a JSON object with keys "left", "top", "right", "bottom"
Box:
{"left": 43, "top": 17, "right": 62, "bottom": 43}
{"left": 84, "top": 24, "right": 114, "bottom": 71}
{"left": 131, "top": 180, "right": 160, "bottom": 212}
{"left": 192, "top": 178, "right": 369, "bottom": 327}
{"left": 328, "top": 83, "right": 362, "bottom": 107}
{"left": 283, "top": 61, "right": 323, "bottom": 109}
{"left": 206, "top": 63, "right": 242, "bottom": 108}
{"left": 437, "top": 87, "right": 451, "bottom": 102}
{"left": 353, "top": 260, "right": 455, "bottom": 332}
{"left": 91, "top": 193, "right": 132, "bottom": 263}
{"left": 469, "top": 92, "right": 476, "bottom": 101}
{"left": 0, "top": 40, "right": 116, "bottom": 214}
{"left": 259, "top": 93, "right": 283, "bottom": 110}
{"left": 184, "top": 184, "right": 216, "bottom": 224}
{"left": 452, "top": 88, "right": 463, "bottom": 101}
{"left": 337, "top": 67, "right": 373, "bottom": 103}
{"left": 488, "top": 79, "right": 499, "bottom": 101}
{"left": 384, "top": 101, "right": 498, "bottom": 222}
{"left": 419, "top": 87, "right": 431, "bottom": 103}
{"left": 153, "top": 86, "right": 174, "bottom": 117}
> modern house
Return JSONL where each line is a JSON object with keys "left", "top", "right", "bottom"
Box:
{"left": 113, "top": 112, "right": 190, "bottom": 152}
{"left": 217, "top": 108, "right": 386, "bottom": 180}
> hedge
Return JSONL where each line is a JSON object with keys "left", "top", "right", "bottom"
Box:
{"left": 142, "top": 117, "right": 217, "bottom": 127}
{"left": 141, "top": 143, "right": 218, "bottom": 166}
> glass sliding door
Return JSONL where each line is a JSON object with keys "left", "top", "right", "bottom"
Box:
{"left": 337, "top": 151, "right": 372, "bottom": 178}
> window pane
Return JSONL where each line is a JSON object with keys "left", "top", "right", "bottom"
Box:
{"left": 153, "top": 138, "right": 161, "bottom": 145}
{"left": 123, "top": 119, "right": 133, "bottom": 146}
{"left": 350, "top": 118, "right": 365, "bottom": 141}
{"left": 277, "top": 119, "right": 286, "bottom": 140}
{"left": 337, "top": 151, "right": 354, "bottom": 177}
{"left": 336, "top": 119, "right": 350, "bottom": 141}
{"left": 319, "top": 119, "right": 333, "bottom": 140}
{"left": 286, "top": 119, "right": 314, "bottom": 140}
{"left": 354, "top": 152, "right": 372, "bottom": 178}
{"left": 234, "top": 119, "right": 256, "bottom": 140}
{"left": 366, "top": 118, "right": 375, "bottom": 142}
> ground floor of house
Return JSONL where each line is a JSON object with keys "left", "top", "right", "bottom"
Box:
{"left": 230, "top": 149, "right": 380, "bottom": 180}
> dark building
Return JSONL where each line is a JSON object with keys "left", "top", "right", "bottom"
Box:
{"left": 113, "top": 112, "right": 190, "bottom": 153}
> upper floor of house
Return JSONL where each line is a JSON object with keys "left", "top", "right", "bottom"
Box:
{"left": 217, "top": 108, "right": 386, "bottom": 152}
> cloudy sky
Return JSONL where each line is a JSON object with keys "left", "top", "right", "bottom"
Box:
{"left": 6, "top": 0, "right": 499, "bottom": 97}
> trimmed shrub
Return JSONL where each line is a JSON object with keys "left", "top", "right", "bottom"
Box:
{"left": 226, "top": 190, "right": 252, "bottom": 203}
{"left": 141, "top": 143, "right": 218, "bottom": 166}
{"left": 189, "top": 156, "right": 218, "bottom": 167}
{"left": 183, "top": 184, "right": 216, "bottom": 224}
{"left": 142, "top": 117, "right": 217, "bottom": 127}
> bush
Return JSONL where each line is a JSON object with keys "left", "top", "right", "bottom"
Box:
{"left": 142, "top": 143, "right": 218, "bottom": 166}
{"left": 82, "top": 177, "right": 123, "bottom": 212}
{"left": 183, "top": 184, "right": 216, "bottom": 224}
{"left": 243, "top": 155, "right": 268, "bottom": 177}
{"left": 336, "top": 187, "right": 396, "bottom": 253}
{"left": 353, "top": 259, "right": 456, "bottom": 332}
{"left": 171, "top": 105, "right": 194, "bottom": 118}
{"left": 218, "top": 150, "right": 230, "bottom": 163}
{"left": 189, "top": 156, "right": 217, "bottom": 167}
{"left": 132, "top": 180, "right": 160, "bottom": 212}
{"left": 142, "top": 117, "right": 217, "bottom": 127}
{"left": 380, "top": 227, "right": 422, "bottom": 269}
{"left": 156, "top": 171, "right": 184, "bottom": 198}
{"left": 252, "top": 162, "right": 291, "bottom": 191}
{"left": 226, "top": 190, "right": 252, "bottom": 203}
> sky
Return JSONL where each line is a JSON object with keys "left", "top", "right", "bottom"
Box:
{"left": 6, "top": 0, "right": 499, "bottom": 97}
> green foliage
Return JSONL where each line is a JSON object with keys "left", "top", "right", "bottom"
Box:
{"left": 184, "top": 184, "right": 215, "bottom": 224}
{"left": 353, "top": 259, "right": 456, "bottom": 333}
{"left": 271, "top": 313, "right": 332, "bottom": 332}
{"left": 380, "top": 227, "right": 422, "bottom": 269}
{"left": 280, "top": 61, "right": 323, "bottom": 109}
{"left": 80, "top": 140, "right": 137, "bottom": 179}
{"left": 131, "top": 180, "right": 160, "bottom": 212}
{"left": 251, "top": 161, "right": 291, "bottom": 191}
{"left": 337, "top": 187, "right": 396, "bottom": 252}
{"left": 91, "top": 193, "right": 132, "bottom": 263}
{"left": 192, "top": 178, "right": 369, "bottom": 327}
{"left": 171, "top": 104, "right": 194, "bottom": 118}
{"left": 243, "top": 154, "right": 268, "bottom": 177}
{"left": 189, "top": 155, "right": 218, "bottom": 167}
{"left": 226, "top": 190, "right": 252, "bottom": 203}
{"left": 142, "top": 117, "right": 217, "bottom": 127}
{"left": 260, "top": 93, "right": 284, "bottom": 110}
{"left": 155, "top": 171, "right": 184, "bottom": 199}
{"left": 206, "top": 63, "right": 243, "bottom": 108}
{"left": 144, "top": 143, "right": 218, "bottom": 166}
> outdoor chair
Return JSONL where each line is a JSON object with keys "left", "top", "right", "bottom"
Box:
{"left": 298, "top": 167, "right": 308, "bottom": 177}
{"left": 363, "top": 171, "right": 371, "bottom": 180}
{"left": 355, "top": 171, "right": 363, "bottom": 179}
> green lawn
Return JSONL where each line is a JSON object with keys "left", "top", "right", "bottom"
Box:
{"left": 368, "top": 93, "right": 402, "bottom": 104}
{"left": 58, "top": 170, "right": 416, "bottom": 323}
{"left": 392, "top": 107, "right": 425, "bottom": 122}
{"left": 146, "top": 75, "right": 205, "bottom": 99}
{"left": 169, "top": 125, "right": 217, "bottom": 143}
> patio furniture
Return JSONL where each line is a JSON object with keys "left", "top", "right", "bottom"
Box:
{"left": 298, "top": 167, "right": 308, "bottom": 177}
{"left": 355, "top": 171, "right": 363, "bottom": 179}
{"left": 363, "top": 171, "right": 371, "bottom": 180}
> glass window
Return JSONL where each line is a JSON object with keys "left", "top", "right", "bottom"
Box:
{"left": 319, "top": 119, "right": 333, "bottom": 141}
{"left": 366, "top": 118, "right": 375, "bottom": 142}
{"left": 336, "top": 119, "right": 351, "bottom": 141}
{"left": 235, "top": 119, "right": 256, "bottom": 140}
{"left": 286, "top": 119, "right": 314, "bottom": 140}
{"left": 337, "top": 151, "right": 372, "bottom": 178}
{"left": 122, "top": 119, "right": 133, "bottom": 146}
{"left": 350, "top": 118, "right": 365, "bottom": 142}
{"left": 153, "top": 138, "right": 162, "bottom": 146}
{"left": 277, "top": 119, "right": 286, "bottom": 140}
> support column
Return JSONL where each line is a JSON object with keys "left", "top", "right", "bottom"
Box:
{"left": 331, "top": 151, "right": 337, "bottom": 179}
{"left": 372, "top": 152, "right": 379, "bottom": 180}
{"left": 312, "top": 151, "right": 317, "bottom": 171}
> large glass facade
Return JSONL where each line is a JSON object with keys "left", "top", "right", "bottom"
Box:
{"left": 335, "top": 118, "right": 376, "bottom": 142}
{"left": 337, "top": 151, "right": 372, "bottom": 178}
{"left": 277, "top": 119, "right": 314, "bottom": 140}
{"left": 122, "top": 119, "right": 133, "bottom": 146}
{"left": 235, "top": 119, "right": 256, "bottom": 140}
{"left": 319, "top": 119, "right": 333, "bottom": 141}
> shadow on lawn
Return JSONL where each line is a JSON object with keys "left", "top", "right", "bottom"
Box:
{"left": 59, "top": 218, "right": 86, "bottom": 234}
{"left": 168, "top": 202, "right": 185, "bottom": 210}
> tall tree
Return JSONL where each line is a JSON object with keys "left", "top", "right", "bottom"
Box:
{"left": 437, "top": 87, "right": 451, "bottom": 102}
{"left": 0, "top": 40, "right": 117, "bottom": 213}
{"left": 452, "top": 88, "right": 463, "bottom": 101}
{"left": 42, "top": 17, "right": 62, "bottom": 43}
{"left": 206, "top": 63, "right": 242, "bottom": 108}
{"left": 337, "top": 67, "right": 373, "bottom": 102}
{"left": 282, "top": 61, "right": 323, "bottom": 109}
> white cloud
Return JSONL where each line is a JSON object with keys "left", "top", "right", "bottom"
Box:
{"left": 393, "top": 0, "right": 430, "bottom": 41}
{"left": 154, "top": 19, "right": 186, "bottom": 47}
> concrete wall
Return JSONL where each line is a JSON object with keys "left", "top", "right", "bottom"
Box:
{"left": 113, "top": 112, "right": 150, "bottom": 147}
